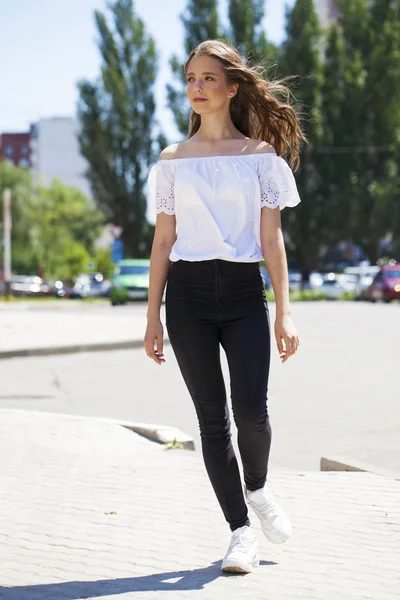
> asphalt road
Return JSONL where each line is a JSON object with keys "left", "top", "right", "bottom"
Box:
{"left": 0, "top": 301, "right": 399, "bottom": 474}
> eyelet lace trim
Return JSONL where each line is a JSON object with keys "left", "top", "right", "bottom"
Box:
{"left": 260, "top": 180, "right": 281, "bottom": 209}
{"left": 156, "top": 185, "right": 175, "bottom": 215}
{"left": 261, "top": 177, "right": 297, "bottom": 208}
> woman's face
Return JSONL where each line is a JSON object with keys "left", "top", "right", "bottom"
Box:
{"left": 186, "top": 54, "right": 237, "bottom": 115}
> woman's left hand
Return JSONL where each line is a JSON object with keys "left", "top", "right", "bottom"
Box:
{"left": 275, "top": 314, "right": 299, "bottom": 363}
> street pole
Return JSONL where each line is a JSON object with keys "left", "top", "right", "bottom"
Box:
{"left": 3, "top": 188, "right": 12, "bottom": 298}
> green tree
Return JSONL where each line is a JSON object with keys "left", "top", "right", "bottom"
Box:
{"left": 77, "top": 0, "right": 158, "bottom": 257}
{"left": 91, "top": 247, "right": 116, "bottom": 279}
{"left": 319, "top": 0, "right": 400, "bottom": 264}
{"left": 0, "top": 163, "right": 103, "bottom": 279}
{"left": 346, "top": 0, "right": 400, "bottom": 261}
{"left": 56, "top": 241, "right": 92, "bottom": 281}
{"left": 167, "top": 0, "right": 221, "bottom": 136}
{"left": 318, "top": 23, "right": 354, "bottom": 246}
{"left": 227, "top": 0, "right": 278, "bottom": 64}
{"left": 278, "top": 0, "right": 324, "bottom": 278}
{"left": 0, "top": 162, "right": 37, "bottom": 274}
{"left": 29, "top": 180, "right": 103, "bottom": 280}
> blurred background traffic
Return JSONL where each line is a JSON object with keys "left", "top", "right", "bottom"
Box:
{"left": 1, "top": 260, "right": 399, "bottom": 306}
{"left": 1, "top": 0, "right": 399, "bottom": 306}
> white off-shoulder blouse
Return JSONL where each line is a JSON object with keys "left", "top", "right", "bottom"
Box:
{"left": 148, "top": 152, "right": 301, "bottom": 263}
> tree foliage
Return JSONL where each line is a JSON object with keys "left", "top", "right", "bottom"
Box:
{"left": 92, "top": 247, "right": 116, "bottom": 279}
{"left": 167, "top": 0, "right": 280, "bottom": 137}
{"left": 167, "top": 0, "right": 400, "bottom": 268}
{"left": 29, "top": 180, "right": 103, "bottom": 279}
{"left": 278, "top": 0, "right": 324, "bottom": 275}
{"left": 0, "top": 162, "right": 36, "bottom": 274}
{"left": 227, "top": 0, "right": 278, "bottom": 65}
{"left": 77, "top": 0, "right": 158, "bottom": 257}
{"left": 167, "top": 0, "right": 221, "bottom": 136}
{"left": 276, "top": 0, "right": 400, "bottom": 270}
{"left": 337, "top": 0, "right": 400, "bottom": 261}
{"left": 0, "top": 163, "right": 103, "bottom": 280}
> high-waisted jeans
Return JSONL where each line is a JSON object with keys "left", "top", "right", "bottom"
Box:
{"left": 165, "top": 259, "right": 272, "bottom": 531}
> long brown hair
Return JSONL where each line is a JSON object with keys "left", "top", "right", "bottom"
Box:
{"left": 184, "top": 40, "right": 308, "bottom": 171}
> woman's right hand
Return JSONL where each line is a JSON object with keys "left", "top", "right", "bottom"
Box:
{"left": 144, "top": 317, "right": 166, "bottom": 365}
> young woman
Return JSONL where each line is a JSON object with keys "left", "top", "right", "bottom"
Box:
{"left": 144, "top": 39, "right": 306, "bottom": 575}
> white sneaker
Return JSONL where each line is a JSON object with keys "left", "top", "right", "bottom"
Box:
{"left": 221, "top": 525, "right": 259, "bottom": 574}
{"left": 245, "top": 485, "right": 292, "bottom": 544}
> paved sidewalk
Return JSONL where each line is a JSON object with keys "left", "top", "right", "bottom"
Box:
{"left": 0, "top": 303, "right": 152, "bottom": 357}
{"left": 0, "top": 409, "right": 399, "bottom": 600}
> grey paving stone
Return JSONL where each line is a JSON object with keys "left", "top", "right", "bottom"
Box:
{"left": 0, "top": 409, "right": 399, "bottom": 600}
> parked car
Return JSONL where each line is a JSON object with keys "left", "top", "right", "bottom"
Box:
{"left": 69, "top": 273, "right": 110, "bottom": 299}
{"left": 87, "top": 273, "right": 111, "bottom": 298}
{"left": 263, "top": 269, "right": 323, "bottom": 292}
{"left": 319, "top": 277, "right": 347, "bottom": 300}
{"left": 367, "top": 264, "right": 400, "bottom": 303}
{"left": 344, "top": 265, "right": 380, "bottom": 300}
{"left": 9, "top": 275, "right": 49, "bottom": 297}
{"left": 51, "top": 280, "right": 66, "bottom": 298}
{"left": 110, "top": 259, "right": 150, "bottom": 305}
{"left": 309, "top": 271, "right": 324, "bottom": 290}
{"left": 69, "top": 274, "right": 91, "bottom": 299}
{"left": 319, "top": 273, "right": 357, "bottom": 300}
{"left": 340, "top": 273, "right": 358, "bottom": 291}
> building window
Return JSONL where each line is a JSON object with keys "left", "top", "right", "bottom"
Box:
{"left": 19, "top": 158, "right": 30, "bottom": 168}
{"left": 30, "top": 123, "right": 38, "bottom": 139}
{"left": 5, "top": 145, "right": 13, "bottom": 157}
{"left": 20, "top": 145, "right": 29, "bottom": 156}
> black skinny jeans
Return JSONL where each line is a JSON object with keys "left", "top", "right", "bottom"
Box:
{"left": 166, "top": 259, "right": 272, "bottom": 531}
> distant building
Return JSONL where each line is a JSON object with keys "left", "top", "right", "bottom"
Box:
{"left": 30, "top": 117, "right": 91, "bottom": 197}
{"left": 316, "top": 0, "right": 340, "bottom": 29}
{"left": 0, "top": 132, "right": 31, "bottom": 168}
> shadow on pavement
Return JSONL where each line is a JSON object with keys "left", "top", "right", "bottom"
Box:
{"left": 0, "top": 560, "right": 277, "bottom": 598}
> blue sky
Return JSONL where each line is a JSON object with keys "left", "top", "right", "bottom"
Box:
{"left": 1, "top": 0, "right": 295, "bottom": 141}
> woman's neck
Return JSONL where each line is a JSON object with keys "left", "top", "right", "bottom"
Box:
{"left": 194, "top": 114, "right": 244, "bottom": 142}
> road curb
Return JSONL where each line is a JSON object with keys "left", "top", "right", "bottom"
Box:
{"left": 0, "top": 339, "right": 171, "bottom": 360}
{"left": 0, "top": 409, "right": 196, "bottom": 452}
{"left": 320, "top": 456, "right": 399, "bottom": 480}
{"left": 120, "top": 421, "right": 195, "bottom": 451}
{"left": 92, "top": 414, "right": 195, "bottom": 451}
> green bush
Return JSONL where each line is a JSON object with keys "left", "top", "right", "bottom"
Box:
{"left": 338, "top": 291, "right": 356, "bottom": 301}
{"left": 265, "top": 290, "right": 275, "bottom": 302}
{"left": 265, "top": 289, "right": 326, "bottom": 302}
{"left": 91, "top": 248, "right": 115, "bottom": 279}
{"left": 290, "top": 290, "right": 326, "bottom": 301}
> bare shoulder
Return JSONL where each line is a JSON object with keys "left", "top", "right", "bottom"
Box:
{"left": 159, "top": 142, "right": 192, "bottom": 161}
{"left": 247, "top": 140, "right": 276, "bottom": 155}
{"left": 158, "top": 144, "right": 181, "bottom": 161}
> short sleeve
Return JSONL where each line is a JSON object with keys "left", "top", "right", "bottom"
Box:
{"left": 257, "top": 155, "right": 301, "bottom": 210}
{"left": 148, "top": 160, "right": 176, "bottom": 215}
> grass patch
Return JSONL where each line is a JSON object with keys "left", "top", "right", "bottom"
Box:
{"left": 265, "top": 289, "right": 326, "bottom": 302}
{"left": 290, "top": 290, "right": 326, "bottom": 302}
{"left": 0, "top": 296, "right": 109, "bottom": 303}
{"left": 265, "top": 290, "right": 275, "bottom": 302}
{"left": 0, "top": 295, "right": 61, "bottom": 302}
{"left": 338, "top": 291, "right": 356, "bottom": 301}
{"left": 164, "top": 438, "right": 184, "bottom": 451}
